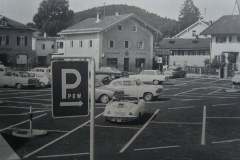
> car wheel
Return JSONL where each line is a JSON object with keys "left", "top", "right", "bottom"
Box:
{"left": 40, "top": 82, "right": 46, "bottom": 88}
{"left": 143, "top": 93, "right": 153, "bottom": 101}
{"left": 16, "top": 83, "right": 23, "bottom": 89}
{"left": 99, "top": 94, "right": 110, "bottom": 104}
{"left": 153, "top": 80, "right": 159, "bottom": 85}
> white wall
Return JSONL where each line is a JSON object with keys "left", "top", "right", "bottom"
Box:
{"left": 63, "top": 33, "right": 101, "bottom": 70}
{"left": 169, "top": 55, "right": 210, "bottom": 67}
{"left": 175, "top": 22, "right": 209, "bottom": 39}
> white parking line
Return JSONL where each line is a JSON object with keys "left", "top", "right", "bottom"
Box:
{"left": 207, "top": 116, "right": 240, "bottom": 119}
{"left": 37, "top": 152, "right": 89, "bottom": 159}
{"left": 212, "top": 139, "right": 240, "bottom": 144}
{"left": 23, "top": 112, "right": 104, "bottom": 159}
{"left": 86, "top": 124, "right": 140, "bottom": 130}
{"left": 207, "top": 89, "right": 222, "bottom": 95}
{"left": 0, "top": 113, "right": 47, "bottom": 132}
{"left": 0, "top": 106, "right": 49, "bottom": 110}
{"left": 151, "top": 121, "right": 202, "bottom": 125}
{"left": 134, "top": 145, "right": 180, "bottom": 151}
{"left": 211, "top": 103, "right": 240, "bottom": 107}
{"left": 168, "top": 106, "right": 195, "bottom": 110}
{"left": 119, "top": 109, "right": 160, "bottom": 153}
{"left": 11, "top": 128, "right": 70, "bottom": 133}
{"left": 3, "top": 100, "right": 50, "bottom": 106}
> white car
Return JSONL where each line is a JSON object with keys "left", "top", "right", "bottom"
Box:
{"left": 103, "top": 96, "right": 149, "bottom": 122}
{"left": 0, "top": 71, "right": 40, "bottom": 89}
{"left": 232, "top": 72, "right": 240, "bottom": 85}
{"left": 129, "top": 70, "right": 167, "bottom": 85}
{"left": 101, "top": 78, "right": 163, "bottom": 101}
{"left": 31, "top": 67, "right": 51, "bottom": 78}
{"left": 28, "top": 72, "right": 51, "bottom": 88}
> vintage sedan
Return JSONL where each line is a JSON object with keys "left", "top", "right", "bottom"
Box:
{"left": 0, "top": 71, "right": 40, "bottom": 89}
{"left": 164, "top": 67, "right": 186, "bottom": 78}
{"left": 103, "top": 96, "right": 148, "bottom": 122}
{"left": 129, "top": 70, "right": 167, "bottom": 85}
{"left": 95, "top": 80, "right": 117, "bottom": 103}
{"left": 232, "top": 71, "right": 240, "bottom": 85}
{"left": 101, "top": 78, "right": 163, "bottom": 101}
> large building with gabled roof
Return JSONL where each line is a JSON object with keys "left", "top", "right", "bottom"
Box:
{"left": 57, "top": 13, "right": 161, "bottom": 72}
{"left": 201, "top": 15, "right": 240, "bottom": 76}
{"left": 0, "top": 15, "right": 35, "bottom": 68}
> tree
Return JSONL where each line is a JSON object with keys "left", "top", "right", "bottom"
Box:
{"left": 178, "top": 0, "right": 200, "bottom": 31}
{"left": 33, "top": 0, "right": 74, "bottom": 36}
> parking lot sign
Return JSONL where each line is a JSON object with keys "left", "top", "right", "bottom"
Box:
{"left": 52, "top": 60, "right": 89, "bottom": 118}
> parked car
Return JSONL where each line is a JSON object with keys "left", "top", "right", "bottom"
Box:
{"left": 96, "top": 67, "right": 127, "bottom": 79}
{"left": 0, "top": 71, "right": 40, "bottom": 89}
{"left": 0, "top": 64, "right": 7, "bottom": 76}
{"left": 28, "top": 71, "right": 51, "bottom": 88}
{"left": 129, "top": 70, "right": 167, "bottom": 85}
{"left": 101, "top": 78, "right": 163, "bottom": 101}
{"left": 31, "top": 67, "right": 51, "bottom": 77}
{"left": 164, "top": 67, "right": 186, "bottom": 78}
{"left": 232, "top": 71, "right": 240, "bottom": 85}
{"left": 103, "top": 96, "right": 150, "bottom": 122}
{"left": 96, "top": 74, "right": 113, "bottom": 85}
{"left": 95, "top": 80, "right": 117, "bottom": 103}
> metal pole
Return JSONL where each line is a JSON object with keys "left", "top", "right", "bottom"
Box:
{"left": 29, "top": 106, "right": 33, "bottom": 136}
{"left": 90, "top": 58, "right": 95, "bottom": 160}
{"left": 201, "top": 105, "right": 206, "bottom": 145}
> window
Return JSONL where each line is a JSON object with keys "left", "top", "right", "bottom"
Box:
{"left": 229, "top": 36, "right": 232, "bottom": 42}
{"left": 117, "top": 25, "right": 122, "bottom": 31}
{"left": 108, "top": 40, "right": 114, "bottom": 48}
{"left": 41, "top": 44, "right": 45, "bottom": 50}
{"left": 137, "top": 41, "right": 144, "bottom": 49}
{"left": 79, "top": 40, "right": 83, "bottom": 48}
{"left": 132, "top": 25, "right": 137, "bottom": 32}
{"left": 237, "top": 36, "right": 240, "bottom": 42}
{"left": 107, "top": 58, "right": 118, "bottom": 68}
{"left": 24, "top": 36, "right": 28, "bottom": 46}
{"left": 57, "top": 42, "right": 63, "bottom": 49}
{"left": 20, "top": 36, "right": 24, "bottom": 46}
{"left": 216, "top": 36, "right": 226, "bottom": 43}
{"left": 0, "top": 35, "right": 9, "bottom": 46}
{"left": 124, "top": 41, "right": 129, "bottom": 48}
{"left": 51, "top": 44, "right": 55, "bottom": 49}
{"left": 135, "top": 58, "right": 145, "bottom": 68}
{"left": 17, "top": 36, "right": 20, "bottom": 46}
{"left": 70, "top": 40, "right": 74, "bottom": 48}
{"left": 89, "top": 40, "right": 93, "bottom": 47}
{"left": 0, "top": 19, "right": 7, "bottom": 26}
{"left": 192, "top": 30, "right": 196, "bottom": 37}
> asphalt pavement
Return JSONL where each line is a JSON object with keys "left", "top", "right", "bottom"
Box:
{"left": 1, "top": 78, "right": 240, "bottom": 160}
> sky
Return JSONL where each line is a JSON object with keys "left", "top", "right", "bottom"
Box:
{"left": 0, "top": 0, "right": 238, "bottom": 24}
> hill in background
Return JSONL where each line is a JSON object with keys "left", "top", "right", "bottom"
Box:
{"left": 73, "top": 4, "right": 180, "bottom": 38}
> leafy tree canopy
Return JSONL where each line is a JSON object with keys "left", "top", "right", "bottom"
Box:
{"left": 33, "top": 0, "right": 74, "bottom": 36}
{"left": 178, "top": 0, "right": 200, "bottom": 31}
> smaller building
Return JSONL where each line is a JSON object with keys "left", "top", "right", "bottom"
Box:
{"left": 157, "top": 38, "right": 210, "bottom": 67}
{"left": 0, "top": 15, "right": 35, "bottom": 68}
{"left": 173, "top": 18, "right": 210, "bottom": 39}
{"left": 34, "top": 35, "right": 58, "bottom": 66}
{"left": 201, "top": 15, "right": 240, "bottom": 77}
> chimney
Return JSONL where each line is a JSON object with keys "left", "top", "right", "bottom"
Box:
{"left": 96, "top": 13, "right": 100, "bottom": 23}
{"left": 115, "top": 12, "right": 119, "bottom": 16}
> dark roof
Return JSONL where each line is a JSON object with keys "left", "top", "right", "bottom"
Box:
{"left": 60, "top": 13, "right": 161, "bottom": 35}
{"left": 0, "top": 15, "right": 34, "bottom": 31}
{"left": 158, "top": 38, "right": 210, "bottom": 50}
{"left": 201, "top": 15, "right": 240, "bottom": 35}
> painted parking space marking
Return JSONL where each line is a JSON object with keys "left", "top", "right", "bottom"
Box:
{"left": 0, "top": 93, "right": 51, "bottom": 99}
{"left": 37, "top": 152, "right": 89, "bottom": 159}
{"left": 207, "top": 116, "right": 240, "bottom": 119}
{"left": 11, "top": 128, "right": 70, "bottom": 133}
{"left": 134, "top": 145, "right": 180, "bottom": 151}
{"left": 119, "top": 109, "right": 160, "bottom": 153}
{"left": 212, "top": 139, "right": 240, "bottom": 144}
{"left": 0, "top": 106, "right": 49, "bottom": 110}
{"left": 23, "top": 112, "right": 104, "bottom": 159}
{"left": 211, "top": 102, "right": 240, "bottom": 107}
{"left": 3, "top": 100, "right": 50, "bottom": 106}
{"left": 0, "top": 113, "right": 47, "bottom": 132}
{"left": 207, "top": 89, "right": 222, "bottom": 95}
{"left": 168, "top": 106, "right": 196, "bottom": 110}
{"left": 151, "top": 121, "right": 202, "bottom": 125}
{"left": 86, "top": 124, "right": 140, "bottom": 130}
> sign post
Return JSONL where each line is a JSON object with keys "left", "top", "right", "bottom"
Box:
{"left": 51, "top": 57, "right": 95, "bottom": 160}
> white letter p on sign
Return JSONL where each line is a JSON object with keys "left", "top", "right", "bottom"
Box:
{"left": 61, "top": 69, "right": 81, "bottom": 99}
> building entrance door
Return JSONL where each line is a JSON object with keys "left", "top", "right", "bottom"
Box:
{"left": 124, "top": 58, "right": 129, "bottom": 71}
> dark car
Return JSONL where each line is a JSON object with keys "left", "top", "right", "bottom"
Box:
{"left": 96, "top": 67, "right": 128, "bottom": 79}
{"left": 164, "top": 67, "right": 186, "bottom": 78}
